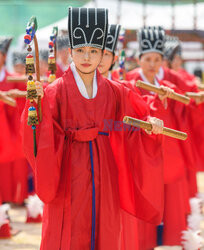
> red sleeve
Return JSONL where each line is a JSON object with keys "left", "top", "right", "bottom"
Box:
{"left": 108, "top": 79, "right": 164, "bottom": 224}
{"left": 166, "top": 68, "right": 198, "bottom": 93}
{"left": 21, "top": 79, "right": 65, "bottom": 203}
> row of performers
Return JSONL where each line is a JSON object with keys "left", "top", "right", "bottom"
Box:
{"left": 0, "top": 7, "right": 204, "bottom": 250}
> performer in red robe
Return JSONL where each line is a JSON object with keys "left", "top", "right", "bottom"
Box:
{"left": 126, "top": 26, "right": 191, "bottom": 247}
{"left": 22, "top": 9, "right": 165, "bottom": 250}
{"left": 166, "top": 36, "right": 201, "bottom": 87}
{"left": 161, "top": 36, "right": 202, "bottom": 197}
{"left": 0, "top": 98, "right": 15, "bottom": 164}
{"left": 0, "top": 38, "right": 28, "bottom": 204}
{"left": 162, "top": 37, "right": 204, "bottom": 197}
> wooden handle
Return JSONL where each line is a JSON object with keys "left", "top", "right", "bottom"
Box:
{"left": 0, "top": 92, "right": 16, "bottom": 107}
{"left": 7, "top": 76, "right": 27, "bottom": 83}
{"left": 185, "top": 92, "right": 201, "bottom": 99}
{"left": 123, "top": 116, "right": 188, "bottom": 141}
{"left": 136, "top": 80, "right": 190, "bottom": 105}
{"left": 6, "top": 89, "right": 27, "bottom": 98}
{"left": 198, "top": 84, "right": 204, "bottom": 91}
{"left": 7, "top": 76, "right": 48, "bottom": 83}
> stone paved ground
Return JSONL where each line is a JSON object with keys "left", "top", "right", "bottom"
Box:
{"left": 0, "top": 173, "right": 204, "bottom": 250}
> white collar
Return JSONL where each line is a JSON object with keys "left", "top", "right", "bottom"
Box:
{"left": 0, "top": 67, "right": 6, "bottom": 82}
{"left": 139, "top": 68, "right": 160, "bottom": 88}
{"left": 70, "top": 62, "right": 97, "bottom": 99}
{"left": 156, "top": 66, "right": 164, "bottom": 81}
{"left": 139, "top": 68, "right": 160, "bottom": 94}
{"left": 107, "top": 71, "right": 112, "bottom": 80}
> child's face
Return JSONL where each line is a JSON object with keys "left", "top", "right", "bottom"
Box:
{"left": 98, "top": 50, "right": 115, "bottom": 74}
{"left": 171, "top": 54, "right": 182, "bottom": 71}
{"left": 71, "top": 47, "right": 103, "bottom": 74}
{"left": 138, "top": 52, "right": 163, "bottom": 78}
{"left": 13, "top": 64, "right": 25, "bottom": 75}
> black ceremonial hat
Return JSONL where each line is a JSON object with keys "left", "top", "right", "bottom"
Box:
{"left": 68, "top": 7, "right": 108, "bottom": 50}
{"left": 137, "top": 26, "right": 165, "bottom": 57}
{"left": 12, "top": 51, "right": 26, "bottom": 66}
{"left": 0, "top": 36, "right": 13, "bottom": 55}
{"left": 164, "top": 35, "right": 182, "bottom": 62}
{"left": 57, "top": 35, "right": 70, "bottom": 50}
{"left": 105, "top": 24, "right": 121, "bottom": 53}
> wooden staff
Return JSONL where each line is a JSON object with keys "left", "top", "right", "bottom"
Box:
{"left": 136, "top": 80, "right": 190, "bottom": 105}
{"left": 0, "top": 91, "right": 16, "bottom": 107}
{"left": 123, "top": 116, "right": 187, "bottom": 141}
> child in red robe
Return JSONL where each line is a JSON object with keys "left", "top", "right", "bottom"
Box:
{"left": 0, "top": 37, "right": 28, "bottom": 204}
{"left": 125, "top": 26, "right": 191, "bottom": 248}
{"left": 22, "top": 8, "right": 165, "bottom": 250}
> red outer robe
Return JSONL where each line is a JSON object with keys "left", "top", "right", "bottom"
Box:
{"left": 22, "top": 68, "right": 163, "bottom": 250}
{"left": 126, "top": 70, "right": 190, "bottom": 246}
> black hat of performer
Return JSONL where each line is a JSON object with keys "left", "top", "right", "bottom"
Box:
{"left": 57, "top": 35, "right": 70, "bottom": 50}
{"left": 39, "top": 49, "right": 49, "bottom": 62}
{"left": 0, "top": 36, "right": 13, "bottom": 55}
{"left": 164, "top": 35, "right": 182, "bottom": 62}
{"left": 137, "top": 26, "right": 165, "bottom": 57}
{"left": 105, "top": 24, "right": 121, "bottom": 53}
{"left": 68, "top": 7, "right": 108, "bottom": 50}
{"left": 12, "top": 51, "right": 27, "bottom": 66}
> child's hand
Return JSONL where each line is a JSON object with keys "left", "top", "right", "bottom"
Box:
{"left": 159, "top": 85, "right": 174, "bottom": 101}
{"left": 146, "top": 116, "right": 164, "bottom": 135}
{"left": 35, "top": 81, "right": 44, "bottom": 98}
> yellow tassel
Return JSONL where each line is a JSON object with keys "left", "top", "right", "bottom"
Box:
{"left": 48, "top": 56, "right": 55, "bottom": 64}
{"left": 26, "top": 54, "right": 35, "bottom": 74}
{"left": 27, "top": 80, "right": 37, "bottom": 100}
{"left": 26, "top": 56, "right": 35, "bottom": 65}
{"left": 48, "top": 74, "right": 56, "bottom": 83}
{"left": 28, "top": 106, "right": 39, "bottom": 126}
